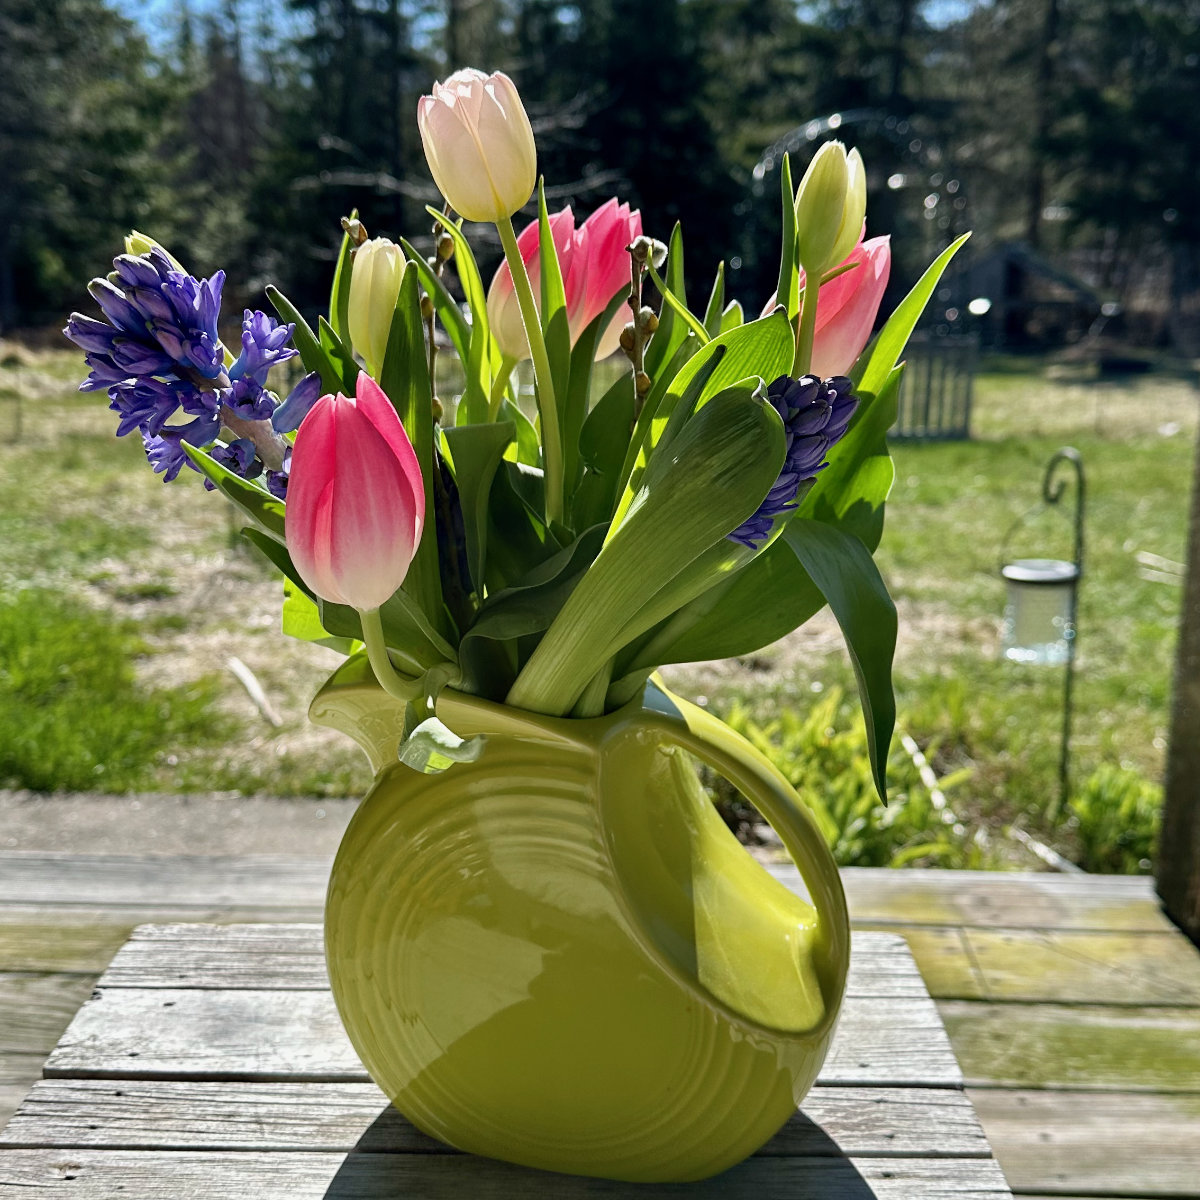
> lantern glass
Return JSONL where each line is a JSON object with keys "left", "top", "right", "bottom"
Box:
{"left": 1000, "top": 558, "right": 1079, "bottom": 665}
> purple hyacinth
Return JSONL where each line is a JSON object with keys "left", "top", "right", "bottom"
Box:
{"left": 265, "top": 447, "right": 292, "bottom": 500}
{"left": 728, "top": 374, "right": 858, "bottom": 549}
{"left": 65, "top": 247, "right": 302, "bottom": 488}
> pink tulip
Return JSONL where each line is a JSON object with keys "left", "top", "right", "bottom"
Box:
{"left": 285, "top": 373, "right": 425, "bottom": 612}
{"left": 807, "top": 235, "right": 891, "bottom": 377}
{"left": 486, "top": 198, "right": 642, "bottom": 362}
{"left": 760, "top": 235, "right": 891, "bottom": 377}
{"left": 487, "top": 208, "right": 585, "bottom": 362}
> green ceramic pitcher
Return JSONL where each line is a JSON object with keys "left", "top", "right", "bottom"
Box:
{"left": 313, "top": 654, "right": 850, "bottom": 1183}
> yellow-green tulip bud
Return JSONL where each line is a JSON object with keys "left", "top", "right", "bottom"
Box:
{"left": 348, "top": 238, "right": 406, "bottom": 375}
{"left": 827, "top": 148, "right": 867, "bottom": 270}
{"left": 794, "top": 141, "right": 852, "bottom": 275}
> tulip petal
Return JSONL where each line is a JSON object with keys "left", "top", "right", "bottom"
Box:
{"left": 353, "top": 373, "right": 426, "bottom": 535}
{"left": 810, "top": 236, "right": 891, "bottom": 378}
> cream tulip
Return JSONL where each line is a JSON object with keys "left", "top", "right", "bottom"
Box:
{"left": 348, "top": 238, "right": 406, "bottom": 375}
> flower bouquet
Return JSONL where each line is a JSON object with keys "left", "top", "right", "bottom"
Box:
{"left": 65, "top": 68, "right": 967, "bottom": 1183}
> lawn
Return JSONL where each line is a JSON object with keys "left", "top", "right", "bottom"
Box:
{"left": 0, "top": 342, "right": 1194, "bottom": 871}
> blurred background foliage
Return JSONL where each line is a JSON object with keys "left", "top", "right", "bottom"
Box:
{"left": 3, "top": 0, "right": 1199, "bottom": 350}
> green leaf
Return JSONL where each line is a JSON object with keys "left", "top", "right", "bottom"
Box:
{"left": 507, "top": 381, "right": 786, "bottom": 715}
{"left": 380, "top": 269, "right": 448, "bottom": 638}
{"left": 329, "top": 215, "right": 357, "bottom": 343}
{"left": 776, "top": 154, "right": 800, "bottom": 320}
{"left": 853, "top": 232, "right": 970, "bottom": 397}
{"left": 719, "top": 300, "right": 745, "bottom": 333}
{"left": 397, "top": 717, "right": 486, "bottom": 773}
{"left": 427, "top": 209, "right": 492, "bottom": 424}
{"left": 484, "top": 460, "right": 557, "bottom": 593}
{"left": 643, "top": 222, "right": 688, "bottom": 377}
{"left": 647, "top": 262, "right": 710, "bottom": 345}
{"left": 562, "top": 289, "right": 628, "bottom": 491}
{"left": 536, "top": 180, "right": 572, "bottom": 435}
{"left": 703, "top": 262, "right": 726, "bottom": 337}
{"left": 318, "top": 315, "right": 359, "bottom": 392}
{"left": 499, "top": 397, "right": 540, "bottom": 466}
{"left": 782, "top": 519, "right": 896, "bottom": 803}
{"left": 613, "top": 310, "right": 794, "bottom": 528}
{"left": 282, "top": 578, "right": 358, "bottom": 655}
{"left": 266, "top": 286, "right": 341, "bottom": 395}
{"left": 572, "top": 372, "right": 635, "bottom": 531}
{"left": 441, "top": 421, "right": 514, "bottom": 595}
{"left": 799, "top": 364, "right": 904, "bottom": 551}
{"left": 183, "top": 444, "right": 286, "bottom": 542}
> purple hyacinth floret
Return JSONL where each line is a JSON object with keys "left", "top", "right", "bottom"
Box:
{"left": 223, "top": 377, "right": 276, "bottom": 422}
{"left": 265, "top": 447, "right": 292, "bottom": 500}
{"left": 203, "top": 437, "right": 264, "bottom": 492}
{"left": 229, "top": 310, "right": 297, "bottom": 387}
{"left": 141, "top": 414, "right": 221, "bottom": 483}
{"left": 271, "top": 372, "right": 322, "bottom": 434}
{"left": 728, "top": 374, "right": 858, "bottom": 550}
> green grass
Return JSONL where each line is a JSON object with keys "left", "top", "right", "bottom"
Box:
{"left": 0, "top": 589, "right": 232, "bottom": 791}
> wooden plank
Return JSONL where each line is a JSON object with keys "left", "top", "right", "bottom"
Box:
{"left": 0, "top": 1149, "right": 1014, "bottom": 1197}
{"left": 97, "top": 926, "right": 931, "bottom": 998}
{"left": 837, "top": 867, "right": 1171, "bottom": 933}
{"left": 858, "top": 926, "right": 987, "bottom": 1000}
{"left": 0, "top": 916, "right": 131, "bottom": 974}
{"left": 940, "top": 1000, "right": 1200, "bottom": 1092}
{"left": 964, "top": 928, "right": 1200, "bottom": 1006}
{"left": 0, "top": 854, "right": 330, "bottom": 913}
{"left": 968, "top": 1087, "right": 1200, "bottom": 1197}
{"left": 0, "top": 1053, "right": 45, "bottom": 1129}
{"left": 0, "top": 973, "right": 97, "bottom": 1055}
{"left": 42, "top": 987, "right": 963, "bottom": 1088}
{"left": 1, "top": 1079, "right": 991, "bottom": 1159}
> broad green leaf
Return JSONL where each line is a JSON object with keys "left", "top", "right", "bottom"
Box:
{"left": 719, "top": 300, "right": 745, "bottom": 333}
{"left": 703, "top": 262, "right": 726, "bottom": 337}
{"left": 266, "top": 286, "right": 341, "bottom": 395}
{"left": 428, "top": 209, "right": 493, "bottom": 424}
{"left": 613, "top": 311, "right": 794, "bottom": 529}
{"left": 397, "top": 717, "right": 486, "bottom": 773}
{"left": 282, "top": 578, "right": 358, "bottom": 655}
{"left": 799, "top": 365, "right": 904, "bottom": 550}
{"left": 183, "top": 444, "right": 286, "bottom": 542}
{"left": 619, "top": 533, "right": 825, "bottom": 668}
{"left": 643, "top": 222, "right": 689, "bottom": 377}
{"left": 507, "top": 382, "right": 786, "bottom": 716}
{"left": 573, "top": 372, "right": 635, "bottom": 530}
{"left": 442, "top": 421, "right": 515, "bottom": 595}
{"left": 380, "top": 269, "right": 448, "bottom": 638}
{"left": 484, "top": 460, "right": 558, "bottom": 594}
{"left": 400, "top": 237, "right": 471, "bottom": 375}
{"left": 776, "top": 154, "right": 800, "bottom": 320}
{"left": 853, "top": 232, "right": 970, "bottom": 397}
{"left": 329, "top": 215, "right": 357, "bottom": 343}
{"left": 783, "top": 518, "right": 896, "bottom": 802}
{"left": 318, "top": 315, "right": 359, "bottom": 392}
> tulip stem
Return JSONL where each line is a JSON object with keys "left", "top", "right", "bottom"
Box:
{"left": 496, "top": 215, "right": 564, "bottom": 527}
{"left": 359, "top": 606, "right": 422, "bottom": 704}
{"left": 793, "top": 278, "right": 818, "bottom": 378}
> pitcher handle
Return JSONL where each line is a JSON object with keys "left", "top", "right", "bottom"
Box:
{"left": 644, "top": 690, "right": 850, "bottom": 1016}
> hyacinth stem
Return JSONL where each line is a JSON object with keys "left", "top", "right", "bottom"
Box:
{"left": 792, "top": 278, "right": 818, "bottom": 378}
{"left": 488, "top": 354, "right": 519, "bottom": 422}
{"left": 219, "top": 404, "right": 289, "bottom": 471}
{"left": 359, "top": 606, "right": 423, "bottom": 704}
{"left": 496, "top": 215, "right": 564, "bottom": 527}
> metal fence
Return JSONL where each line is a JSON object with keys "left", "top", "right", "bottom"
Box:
{"left": 891, "top": 332, "right": 978, "bottom": 440}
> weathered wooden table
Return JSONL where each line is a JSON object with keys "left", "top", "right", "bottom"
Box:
{"left": 0, "top": 923, "right": 1012, "bottom": 1197}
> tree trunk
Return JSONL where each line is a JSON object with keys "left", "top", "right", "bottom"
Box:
{"left": 1158, "top": 416, "right": 1200, "bottom": 945}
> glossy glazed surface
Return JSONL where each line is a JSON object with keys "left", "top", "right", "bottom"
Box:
{"left": 314, "top": 656, "right": 850, "bottom": 1182}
